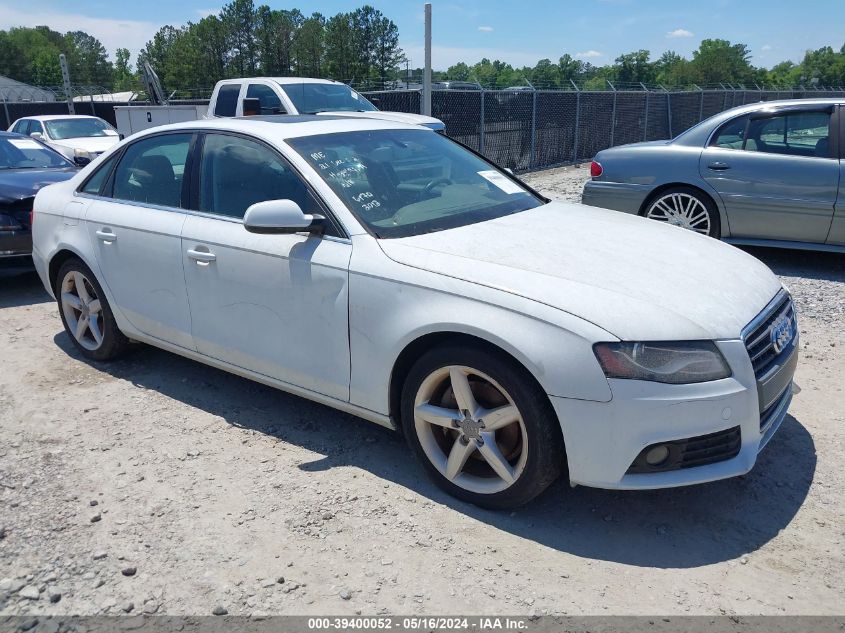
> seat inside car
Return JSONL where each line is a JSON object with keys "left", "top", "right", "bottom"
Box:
{"left": 121, "top": 155, "right": 180, "bottom": 207}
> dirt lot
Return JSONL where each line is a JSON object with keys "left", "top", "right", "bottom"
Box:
{"left": 1, "top": 166, "right": 843, "bottom": 617}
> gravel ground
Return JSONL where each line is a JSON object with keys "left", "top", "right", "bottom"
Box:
{"left": 1, "top": 165, "right": 843, "bottom": 617}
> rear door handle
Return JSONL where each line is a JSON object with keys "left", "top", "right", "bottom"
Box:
{"left": 707, "top": 162, "right": 731, "bottom": 171}
{"left": 95, "top": 229, "right": 117, "bottom": 243}
{"left": 187, "top": 248, "right": 217, "bottom": 264}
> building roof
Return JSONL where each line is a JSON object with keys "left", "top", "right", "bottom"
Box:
{"left": 0, "top": 76, "right": 57, "bottom": 102}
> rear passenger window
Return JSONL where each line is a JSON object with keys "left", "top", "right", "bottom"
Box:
{"left": 198, "top": 133, "right": 320, "bottom": 220}
{"left": 80, "top": 154, "right": 118, "bottom": 195}
{"left": 744, "top": 112, "right": 831, "bottom": 158}
{"left": 111, "top": 134, "right": 192, "bottom": 208}
{"left": 214, "top": 84, "right": 241, "bottom": 117}
{"left": 246, "top": 84, "right": 286, "bottom": 114}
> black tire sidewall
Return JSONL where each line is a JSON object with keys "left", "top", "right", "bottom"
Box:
{"left": 55, "top": 257, "right": 128, "bottom": 361}
{"left": 644, "top": 186, "right": 721, "bottom": 238}
{"left": 400, "top": 344, "right": 565, "bottom": 510}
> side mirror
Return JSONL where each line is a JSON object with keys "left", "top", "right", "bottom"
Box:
{"left": 243, "top": 199, "right": 324, "bottom": 235}
{"left": 74, "top": 155, "right": 91, "bottom": 167}
{"left": 242, "top": 97, "right": 261, "bottom": 117}
{"left": 30, "top": 132, "right": 44, "bottom": 140}
{"left": 119, "top": 133, "right": 125, "bottom": 141}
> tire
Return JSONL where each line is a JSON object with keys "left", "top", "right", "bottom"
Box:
{"left": 642, "top": 186, "right": 721, "bottom": 238}
{"left": 55, "top": 257, "right": 129, "bottom": 361}
{"left": 400, "top": 343, "right": 565, "bottom": 510}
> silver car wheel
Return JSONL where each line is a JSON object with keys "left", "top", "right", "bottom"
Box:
{"left": 646, "top": 193, "right": 711, "bottom": 235}
{"left": 60, "top": 270, "right": 104, "bottom": 351}
{"left": 413, "top": 365, "right": 529, "bottom": 495}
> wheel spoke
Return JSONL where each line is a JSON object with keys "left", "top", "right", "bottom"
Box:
{"left": 61, "top": 292, "right": 82, "bottom": 311}
{"left": 74, "top": 316, "right": 89, "bottom": 342}
{"left": 477, "top": 433, "right": 516, "bottom": 484}
{"left": 88, "top": 299, "right": 102, "bottom": 315}
{"left": 449, "top": 367, "right": 478, "bottom": 416}
{"left": 479, "top": 404, "right": 519, "bottom": 431}
{"left": 445, "top": 437, "right": 476, "bottom": 481}
{"left": 415, "top": 403, "right": 458, "bottom": 428}
{"left": 88, "top": 317, "right": 104, "bottom": 345}
{"left": 73, "top": 272, "right": 91, "bottom": 304}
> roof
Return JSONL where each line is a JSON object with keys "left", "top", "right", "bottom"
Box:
{"left": 0, "top": 75, "right": 56, "bottom": 102}
{"left": 13, "top": 115, "right": 103, "bottom": 122}
{"left": 216, "top": 77, "right": 340, "bottom": 86}
{"left": 133, "top": 115, "right": 427, "bottom": 141}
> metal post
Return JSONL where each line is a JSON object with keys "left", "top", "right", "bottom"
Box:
{"left": 422, "top": 3, "right": 432, "bottom": 116}
{"left": 479, "top": 89, "right": 485, "bottom": 155}
{"left": 59, "top": 53, "right": 75, "bottom": 115}
{"left": 694, "top": 84, "right": 704, "bottom": 122}
{"left": 665, "top": 89, "right": 673, "bottom": 138}
{"left": 571, "top": 80, "right": 581, "bottom": 163}
{"left": 530, "top": 90, "right": 537, "bottom": 168}
{"left": 608, "top": 80, "right": 617, "bottom": 148}
{"left": 641, "top": 83, "right": 649, "bottom": 142}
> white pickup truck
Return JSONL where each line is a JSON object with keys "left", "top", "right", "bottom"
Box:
{"left": 114, "top": 77, "right": 443, "bottom": 137}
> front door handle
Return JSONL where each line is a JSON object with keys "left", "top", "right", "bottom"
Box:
{"left": 707, "top": 161, "right": 731, "bottom": 171}
{"left": 95, "top": 229, "right": 117, "bottom": 243}
{"left": 187, "top": 248, "right": 217, "bottom": 265}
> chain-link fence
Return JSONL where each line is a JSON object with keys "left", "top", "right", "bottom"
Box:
{"left": 364, "top": 87, "right": 845, "bottom": 171}
{"left": 3, "top": 85, "right": 845, "bottom": 172}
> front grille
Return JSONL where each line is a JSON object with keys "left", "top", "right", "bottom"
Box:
{"left": 743, "top": 292, "right": 795, "bottom": 378}
{"left": 760, "top": 385, "right": 791, "bottom": 431}
{"left": 626, "top": 426, "right": 742, "bottom": 474}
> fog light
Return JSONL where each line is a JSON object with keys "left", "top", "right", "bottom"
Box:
{"left": 645, "top": 445, "right": 670, "bottom": 466}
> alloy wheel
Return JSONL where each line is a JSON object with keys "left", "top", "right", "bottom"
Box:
{"left": 60, "top": 270, "right": 104, "bottom": 351}
{"left": 646, "top": 192, "right": 711, "bottom": 235}
{"left": 413, "top": 365, "right": 528, "bottom": 495}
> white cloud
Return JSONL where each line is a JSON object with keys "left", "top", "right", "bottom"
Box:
{"left": 477, "top": 26, "right": 494, "bottom": 32}
{"left": 761, "top": 44, "right": 773, "bottom": 51}
{"left": 196, "top": 8, "right": 222, "bottom": 19}
{"left": 576, "top": 50, "right": 604, "bottom": 59}
{"left": 0, "top": 3, "right": 158, "bottom": 61}
{"left": 666, "top": 28, "right": 694, "bottom": 39}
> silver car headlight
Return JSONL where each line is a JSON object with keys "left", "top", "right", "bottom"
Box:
{"left": 593, "top": 341, "right": 731, "bottom": 384}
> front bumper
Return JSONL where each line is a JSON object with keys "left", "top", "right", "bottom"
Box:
{"left": 551, "top": 337, "right": 795, "bottom": 490}
{"left": 581, "top": 180, "right": 652, "bottom": 215}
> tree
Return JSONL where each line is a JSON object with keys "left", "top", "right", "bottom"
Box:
{"left": 371, "top": 12, "right": 404, "bottom": 84}
{"left": 65, "top": 31, "right": 112, "bottom": 86}
{"left": 112, "top": 48, "right": 135, "bottom": 91}
{"left": 557, "top": 54, "right": 586, "bottom": 84}
{"left": 192, "top": 16, "right": 228, "bottom": 84}
{"left": 613, "top": 49, "right": 654, "bottom": 85}
{"left": 690, "top": 39, "right": 754, "bottom": 85}
{"left": 445, "top": 62, "right": 471, "bottom": 81}
{"left": 324, "top": 13, "right": 355, "bottom": 81}
{"left": 221, "top": 0, "right": 257, "bottom": 76}
{"left": 293, "top": 13, "right": 325, "bottom": 77}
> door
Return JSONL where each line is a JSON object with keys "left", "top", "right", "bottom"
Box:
{"left": 181, "top": 132, "right": 352, "bottom": 400}
{"left": 700, "top": 108, "right": 839, "bottom": 242}
{"left": 84, "top": 132, "right": 195, "bottom": 349}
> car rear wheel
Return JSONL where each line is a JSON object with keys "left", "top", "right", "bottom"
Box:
{"left": 400, "top": 344, "right": 565, "bottom": 509}
{"left": 643, "top": 187, "right": 720, "bottom": 238}
{"left": 56, "top": 258, "right": 129, "bottom": 361}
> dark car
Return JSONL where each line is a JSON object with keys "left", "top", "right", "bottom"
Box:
{"left": 0, "top": 132, "right": 76, "bottom": 266}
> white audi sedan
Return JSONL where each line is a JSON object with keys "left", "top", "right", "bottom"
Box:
{"left": 30, "top": 116, "right": 797, "bottom": 509}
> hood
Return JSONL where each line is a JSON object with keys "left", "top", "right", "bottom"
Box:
{"left": 318, "top": 110, "right": 445, "bottom": 131}
{"left": 0, "top": 168, "right": 77, "bottom": 204}
{"left": 378, "top": 202, "right": 782, "bottom": 341}
{"left": 50, "top": 135, "right": 120, "bottom": 154}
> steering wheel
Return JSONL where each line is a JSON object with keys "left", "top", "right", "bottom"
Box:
{"left": 421, "top": 177, "right": 453, "bottom": 197}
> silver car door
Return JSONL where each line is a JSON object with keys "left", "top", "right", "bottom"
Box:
{"left": 84, "top": 132, "right": 195, "bottom": 349}
{"left": 181, "top": 132, "right": 352, "bottom": 401}
{"left": 700, "top": 108, "right": 838, "bottom": 243}
{"left": 826, "top": 105, "right": 845, "bottom": 246}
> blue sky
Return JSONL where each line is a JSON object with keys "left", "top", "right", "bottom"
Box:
{"left": 1, "top": 0, "right": 843, "bottom": 70}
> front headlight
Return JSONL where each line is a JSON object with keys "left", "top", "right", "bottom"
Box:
{"left": 593, "top": 341, "right": 731, "bottom": 384}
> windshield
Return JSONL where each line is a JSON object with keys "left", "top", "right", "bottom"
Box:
{"left": 280, "top": 83, "right": 378, "bottom": 114}
{"left": 289, "top": 129, "right": 542, "bottom": 238}
{"left": 45, "top": 118, "right": 116, "bottom": 140}
{"left": 0, "top": 137, "right": 71, "bottom": 170}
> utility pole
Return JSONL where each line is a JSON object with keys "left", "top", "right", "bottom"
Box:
{"left": 422, "top": 3, "right": 432, "bottom": 116}
{"left": 59, "top": 53, "right": 75, "bottom": 115}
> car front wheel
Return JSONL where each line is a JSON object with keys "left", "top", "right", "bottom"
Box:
{"left": 56, "top": 257, "right": 129, "bottom": 361}
{"left": 643, "top": 187, "right": 720, "bottom": 238}
{"left": 401, "top": 344, "right": 565, "bottom": 509}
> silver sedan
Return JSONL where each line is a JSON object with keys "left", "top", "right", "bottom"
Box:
{"left": 582, "top": 98, "right": 844, "bottom": 252}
